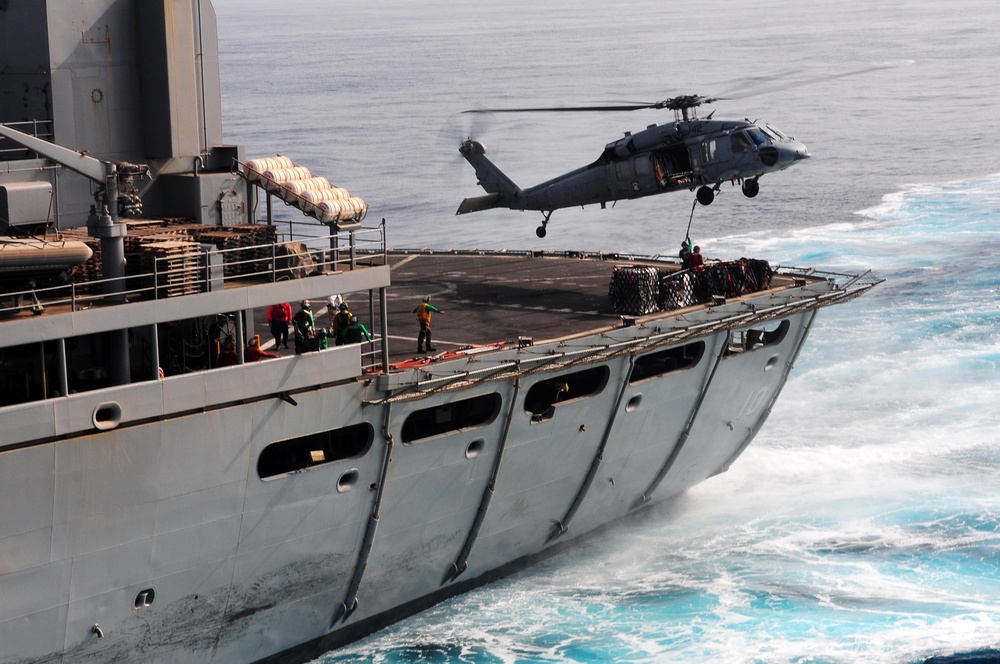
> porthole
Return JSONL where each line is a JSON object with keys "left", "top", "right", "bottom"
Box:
{"left": 466, "top": 438, "right": 485, "bottom": 459}
{"left": 727, "top": 320, "right": 791, "bottom": 357}
{"left": 629, "top": 342, "right": 704, "bottom": 384}
{"left": 92, "top": 401, "right": 122, "bottom": 430}
{"left": 401, "top": 393, "right": 502, "bottom": 443}
{"left": 524, "top": 366, "right": 610, "bottom": 421}
{"left": 337, "top": 469, "right": 360, "bottom": 493}
{"left": 134, "top": 588, "right": 155, "bottom": 611}
{"left": 258, "top": 423, "right": 373, "bottom": 480}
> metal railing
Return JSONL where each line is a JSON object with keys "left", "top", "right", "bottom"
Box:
{"left": 372, "top": 271, "right": 884, "bottom": 404}
{"left": 0, "top": 224, "right": 387, "bottom": 316}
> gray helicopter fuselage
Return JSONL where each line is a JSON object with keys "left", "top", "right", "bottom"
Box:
{"left": 457, "top": 118, "right": 809, "bottom": 216}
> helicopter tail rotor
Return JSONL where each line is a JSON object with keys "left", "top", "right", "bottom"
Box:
{"left": 436, "top": 110, "right": 494, "bottom": 185}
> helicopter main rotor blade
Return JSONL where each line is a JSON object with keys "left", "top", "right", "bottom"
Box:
{"left": 462, "top": 64, "right": 903, "bottom": 116}
{"left": 463, "top": 103, "right": 658, "bottom": 114}
{"left": 463, "top": 94, "right": 721, "bottom": 115}
{"left": 716, "top": 64, "right": 901, "bottom": 101}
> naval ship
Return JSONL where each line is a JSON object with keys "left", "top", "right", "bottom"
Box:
{"left": 0, "top": 1, "right": 881, "bottom": 662}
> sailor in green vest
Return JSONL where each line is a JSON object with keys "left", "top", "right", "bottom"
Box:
{"left": 292, "top": 300, "right": 315, "bottom": 354}
{"left": 343, "top": 315, "right": 371, "bottom": 344}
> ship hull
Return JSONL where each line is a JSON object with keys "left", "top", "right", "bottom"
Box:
{"left": 0, "top": 308, "right": 813, "bottom": 663}
{"left": 0, "top": 2, "right": 879, "bottom": 661}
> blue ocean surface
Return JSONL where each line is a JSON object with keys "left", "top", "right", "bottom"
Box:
{"left": 210, "top": 0, "right": 1000, "bottom": 661}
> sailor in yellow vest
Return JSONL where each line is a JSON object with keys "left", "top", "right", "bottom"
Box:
{"left": 413, "top": 295, "right": 443, "bottom": 353}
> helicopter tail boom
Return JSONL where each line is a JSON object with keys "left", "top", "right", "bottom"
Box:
{"left": 456, "top": 139, "right": 523, "bottom": 215}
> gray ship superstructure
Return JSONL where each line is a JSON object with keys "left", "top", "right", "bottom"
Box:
{"left": 0, "top": 2, "right": 881, "bottom": 662}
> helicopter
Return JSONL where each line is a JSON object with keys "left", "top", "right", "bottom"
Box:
{"left": 456, "top": 67, "right": 892, "bottom": 238}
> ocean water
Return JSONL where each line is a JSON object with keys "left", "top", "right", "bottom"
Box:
{"left": 212, "top": 1, "right": 1000, "bottom": 661}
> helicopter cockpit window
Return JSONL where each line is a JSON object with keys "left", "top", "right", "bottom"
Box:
{"left": 747, "top": 127, "right": 770, "bottom": 146}
{"left": 731, "top": 132, "right": 751, "bottom": 153}
{"left": 766, "top": 124, "right": 789, "bottom": 140}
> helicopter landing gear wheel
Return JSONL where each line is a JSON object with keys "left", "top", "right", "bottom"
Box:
{"left": 536, "top": 211, "right": 553, "bottom": 238}
{"left": 696, "top": 186, "right": 715, "bottom": 206}
{"left": 742, "top": 178, "right": 760, "bottom": 198}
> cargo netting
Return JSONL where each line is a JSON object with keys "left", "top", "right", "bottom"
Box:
{"left": 608, "top": 265, "right": 660, "bottom": 315}
{"left": 609, "top": 259, "right": 773, "bottom": 315}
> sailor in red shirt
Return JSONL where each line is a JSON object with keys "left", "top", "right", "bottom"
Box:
{"left": 246, "top": 337, "right": 280, "bottom": 361}
{"left": 267, "top": 302, "right": 293, "bottom": 349}
{"left": 683, "top": 245, "right": 704, "bottom": 270}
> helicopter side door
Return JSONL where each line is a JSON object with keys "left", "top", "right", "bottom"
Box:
{"left": 610, "top": 154, "right": 663, "bottom": 200}
{"left": 651, "top": 145, "right": 693, "bottom": 190}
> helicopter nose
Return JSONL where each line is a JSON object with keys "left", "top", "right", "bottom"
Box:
{"left": 774, "top": 141, "right": 810, "bottom": 169}
{"left": 787, "top": 138, "right": 810, "bottom": 159}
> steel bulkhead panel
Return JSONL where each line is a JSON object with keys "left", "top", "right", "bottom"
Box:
{"left": 652, "top": 311, "right": 812, "bottom": 499}
{"left": 463, "top": 359, "right": 630, "bottom": 577}
{"left": 0, "top": 442, "right": 65, "bottom": 659}
{"left": 346, "top": 385, "right": 511, "bottom": 622}
{"left": 218, "top": 384, "right": 377, "bottom": 657}
{"left": 567, "top": 336, "right": 720, "bottom": 535}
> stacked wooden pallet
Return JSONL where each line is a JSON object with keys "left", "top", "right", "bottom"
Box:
{"left": 185, "top": 224, "right": 276, "bottom": 277}
{"left": 118, "top": 226, "right": 188, "bottom": 298}
{"left": 139, "top": 238, "right": 202, "bottom": 298}
{"left": 64, "top": 219, "right": 282, "bottom": 299}
{"left": 129, "top": 237, "right": 202, "bottom": 299}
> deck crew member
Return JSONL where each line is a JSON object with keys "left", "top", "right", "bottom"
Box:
{"left": 679, "top": 237, "right": 693, "bottom": 263}
{"left": 682, "top": 244, "right": 704, "bottom": 270}
{"left": 327, "top": 293, "right": 343, "bottom": 322}
{"left": 413, "top": 295, "right": 442, "bottom": 353}
{"left": 685, "top": 245, "right": 704, "bottom": 269}
{"left": 246, "top": 337, "right": 280, "bottom": 361}
{"left": 217, "top": 339, "right": 238, "bottom": 366}
{"left": 332, "top": 302, "right": 352, "bottom": 345}
{"left": 293, "top": 300, "right": 316, "bottom": 354}
{"left": 267, "top": 301, "right": 293, "bottom": 349}
{"left": 343, "top": 315, "right": 371, "bottom": 344}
